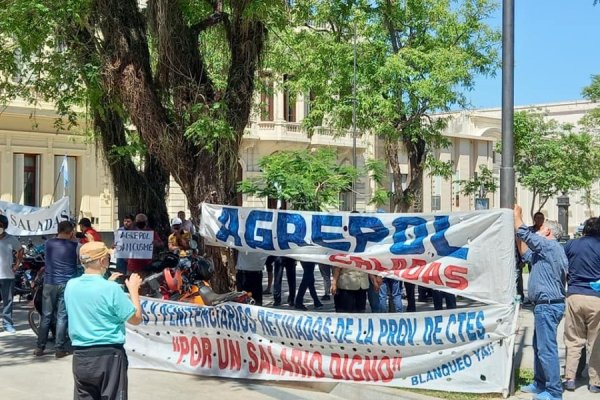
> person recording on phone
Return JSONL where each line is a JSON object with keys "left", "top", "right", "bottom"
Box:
{"left": 65, "top": 241, "right": 142, "bottom": 400}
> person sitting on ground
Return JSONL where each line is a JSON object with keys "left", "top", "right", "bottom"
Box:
{"left": 77, "top": 218, "right": 101, "bottom": 244}
{"left": 64, "top": 241, "right": 142, "bottom": 400}
{"left": 34, "top": 221, "right": 79, "bottom": 358}
{"left": 562, "top": 217, "right": 600, "bottom": 393}
{"left": 515, "top": 205, "right": 567, "bottom": 400}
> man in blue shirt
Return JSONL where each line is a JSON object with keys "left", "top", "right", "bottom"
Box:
{"left": 65, "top": 241, "right": 142, "bottom": 400}
{"left": 515, "top": 205, "right": 568, "bottom": 400}
{"left": 562, "top": 217, "right": 600, "bottom": 393}
{"left": 34, "top": 221, "right": 79, "bottom": 358}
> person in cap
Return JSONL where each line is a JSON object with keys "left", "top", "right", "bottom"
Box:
{"left": 0, "top": 214, "right": 24, "bottom": 334}
{"left": 77, "top": 217, "right": 101, "bottom": 244}
{"left": 64, "top": 241, "right": 142, "bottom": 400}
{"left": 168, "top": 217, "right": 192, "bottom": 258}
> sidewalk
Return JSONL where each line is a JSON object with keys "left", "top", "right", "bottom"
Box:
{"left": 1, "top": 268, "right": 597, "bottom": 400}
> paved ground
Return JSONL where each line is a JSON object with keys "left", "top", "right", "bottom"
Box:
{"left": 1, "top": 268, "right": 598, "bottom": 399}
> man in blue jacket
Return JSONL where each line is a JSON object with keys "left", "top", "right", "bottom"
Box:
{"left": 515, "top": 205, "right": 568, "bottom": 400}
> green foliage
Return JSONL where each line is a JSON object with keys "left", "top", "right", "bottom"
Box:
{"left": 455, "top": 165, "right": 497, "bottom": 197}
{"left": 238, "top": 148, "right": 357, "bottom": 211}
{"left": 499, "top": 111, "right": 600, "bottom": 216}
{"left": 581, "top": 75, "right": 600, "bottom": 132}
{"left": 365, "top": 158, "right": 391, "bottom": 207}
{"left": 267, "top": 0, "right": 500, "bottom": 210}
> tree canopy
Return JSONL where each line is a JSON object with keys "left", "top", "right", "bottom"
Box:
{"left": 238, "top": 148, "right": 356, "bottom": 211}
{"left": 267, "top": 0, "right": 500, "bottom": 212}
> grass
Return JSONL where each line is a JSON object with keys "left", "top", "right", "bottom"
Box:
{"left": 400, "top": 368, "right": 535, "bottom": 400}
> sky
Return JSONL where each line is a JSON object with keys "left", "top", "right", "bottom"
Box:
{"left": 466, "top": 0, "right": 600, "bottom": 109}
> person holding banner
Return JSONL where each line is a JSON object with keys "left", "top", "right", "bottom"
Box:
{"left": 515, "top": 205, "right": 567, "bottom": 400}
{"left": 236, "top": 250, "right": 269, "bottom": 306}
{"left": 332, "top": 266, "right": 374, "bottom": 313}
{"left": 65, "top": 241, "right": 142, "bottom": 400}
{"left": 127, "top": 213, "right": 163, "bottom": 274}
{"left": 0, "top": 215, "right": 24, "bottom": 334}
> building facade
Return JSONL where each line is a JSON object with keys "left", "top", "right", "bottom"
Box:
{"left": 1, "top": 92, "right": 597, "bottom": 235}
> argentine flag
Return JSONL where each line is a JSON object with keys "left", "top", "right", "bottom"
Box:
{"left": 60, "top": 155, "right": 69, "bottom": 196}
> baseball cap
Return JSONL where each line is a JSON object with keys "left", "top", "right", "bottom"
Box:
{"left": 171, "top": 217, "right": 183, "bottom": 226}
{"left": 80, "top": 242, "right": 111, "bottom": 264}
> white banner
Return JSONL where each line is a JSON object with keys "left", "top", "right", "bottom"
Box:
{"left": 127, "top": 298, "right": 518, "bottom": 394}
{"left": 114, "top": 230, "right": 154, "bottom": 259}
{"left": 199, "top": 205, "right": 517, "bottom": 305}
{"left": 0, "top": 197, "right": 70, "bottom": 236}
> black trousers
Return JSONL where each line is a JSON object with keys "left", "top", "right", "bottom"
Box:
{"left": 334, "top": 288, "right": 367, "bottom": 313}
{"left": 236, "top": 270, "right": 263, "bottom": 306}
{"left": 295, "top": 262, "right": 320, "bottom": 307}
{"left": 73, "top": 345, "right": 128, "bottom": 400}
{"left": 273, "top": 257, "right": 296, "bottom": 305}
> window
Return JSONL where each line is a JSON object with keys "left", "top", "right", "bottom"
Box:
{"left": 260, "top": 81, "right": 274, "bottom": 121}
{"left": 54, "top": 156, "right": 77, "bottom": 215}
{"left": 431, "top": 195, "right": 441, "bottom": 211}
{"left": 339, "top": 191, "right": 352, "bottom": 211}
{"left": 14, "top": 154, "right": 40, "bottom": 206}
{"left": 283, "top": 74, "right": 296, "bottom": 122}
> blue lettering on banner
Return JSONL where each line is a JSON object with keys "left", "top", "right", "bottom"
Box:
{"left": 311, "top": 215, "right": 351, "bottom": 251}
{"left": 215, "top": 208, "right": 242, "bottom": 246}
{"left": 245, "top": 210, "right": 275, "bottom": 250}
{"left": 348, "top": 216, "right": 389, "bottom": 252}
{"left": 212, "top": 207, "right": 470, "bottom": 258}
{"left": 277, "top": 212, "right": 309, "bottom": 250}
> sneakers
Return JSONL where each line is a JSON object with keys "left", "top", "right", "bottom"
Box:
{"left": 55, "top": 350, "right": 71, "bottom": 359}
{"left": 590, "top": 384, "right": 600, "bottom": 393}
{"left": 314, "top": 302, "right": 323, "bottom": 309}
{"left": 3, "top": 325, "right": 16, "bottom": 334}
{"left": 533, "top": 391, "right": 562, "bottom": 400}
{"left": 321, "top": 295, "right": 331, "bottom": 301}
{"left": 563, "top": 379, "right": 576, "bottom": 391}
{"left": 33, "top": 348, "right": 44, "bottom": 357}
{"left": 521, "top": 383, "right": 545, "bottom": 394}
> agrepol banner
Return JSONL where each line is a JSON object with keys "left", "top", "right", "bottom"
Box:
{"left": 199, "top": 204, "right": 517, "bottom": 305}
{"left": 0, "top": 197, "right": 70, "bottom": 236}
{"left": 129, "top": 205, "right": 519, "bottom": 394}
{"left": 127, "top": 298, "right": 518, "bottom": 394}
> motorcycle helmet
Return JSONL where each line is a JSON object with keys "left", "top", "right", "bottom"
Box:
{"left": 193, "top": 257, "right": 214, "bottom": 282}
{"left": 161, "top": 252, "right": 180, "bottom": 269}
{"left": 163, "top": 268, "right": 183, "bottom": 293}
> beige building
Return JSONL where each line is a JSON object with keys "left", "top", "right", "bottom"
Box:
{"left": 2, "top": 92, "right": 597, "bottom": 235}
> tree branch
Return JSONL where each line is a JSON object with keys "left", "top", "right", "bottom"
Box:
{"left": 191, "top": 12, "right": 227, "bottom": 35}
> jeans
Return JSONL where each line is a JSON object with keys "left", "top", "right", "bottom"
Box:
{"left": 533, "top": 303, "right": 565, "bottom": 398}
{"left": 379, "top": 278, "right": 403, "bottom": 312}
{"left": 273, "top": 257, "right": 296, "bottom": 305}
{"left": 296, "top": 262, "right": 320, "bottom": 307}
{"left": 0, "top": 279, "right": 15, "bottom": 328}
{"left": 367, "top": 281, "right": 382, "bottom": 312}
{"left": 318, "top": 264, "right": 331, "bottom": 296}
{"left": 433, "top": 290, "right": 457, "bottom": 310}
{"left": 37, "top": 283, "right": 68, "bottom": 351}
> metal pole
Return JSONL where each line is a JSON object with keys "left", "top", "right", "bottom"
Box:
{"left": 500, "top": 0, "right": 515, "bottom": 209}
{"left": 351, "top": 18, "right": 358, "bottom": 211}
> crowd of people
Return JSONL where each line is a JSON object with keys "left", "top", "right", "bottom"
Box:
{"left": 2, "top": 205, "right": 600, "bottom": 400}
{"left": 515, "top": 205, "right": 600, "bottom": 399}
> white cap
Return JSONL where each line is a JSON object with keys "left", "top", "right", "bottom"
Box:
{"left": 171, "top": 217, "right": 183, "bottom": 226}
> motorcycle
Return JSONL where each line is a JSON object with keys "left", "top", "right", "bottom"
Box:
{"left": 14, "top": 242, "right": 45, "bottom": 300}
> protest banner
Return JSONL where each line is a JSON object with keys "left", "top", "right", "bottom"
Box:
{"left": 0, "top": 197, "right": 70, "bottom": 236}
{"left": 114, "top": 230, "right": 154, "bottom": 259}
{"left": 127, "top": 298, "right": 518, "bottom": 394}
{"left": 199, "top": 205, "right": 517, "bottom": 305}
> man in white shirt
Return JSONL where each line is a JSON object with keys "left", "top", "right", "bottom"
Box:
{"left": 0, "top": 215, "right": 24, "bottom": 333}
{"left": 177, "top": 211, "right": 195, "bottom": 235}
{"left": 236, "top": 251, "right": 269, "bottom": 306}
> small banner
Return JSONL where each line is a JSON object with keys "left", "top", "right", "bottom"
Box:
{"left": 127, "top": 298, "right": 518, "bottom": 394}
{"left": 0, "top": 197, "right": 70, "bottom": 236}
{"left": 114, "top": 230, "right": 154, "bottom": 259}
{"left": 199, "top": 205, "right": 517, "bottom": 305}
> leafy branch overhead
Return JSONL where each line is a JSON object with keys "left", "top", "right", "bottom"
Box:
{"left": 238, "top": 148, "right": 357, "bottom": 211}
{"left": 455, "top": 165, "right": 497, "bottom": 197}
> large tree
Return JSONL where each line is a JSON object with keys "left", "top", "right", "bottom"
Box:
{"left": 267, "top": 0, "right": 499, "bottom": 212}
{"left": 506, "top": 111, "right": 600, "bottom": 217}
{"left": 0, "top": 0, "right": 281, "bottom": 226}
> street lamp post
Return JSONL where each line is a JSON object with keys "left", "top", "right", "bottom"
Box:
{"left": 351, "top": 18, "right": 358, "bottom": 211}
{"left": 500, "top": 0, "right": 515, "bottom": 209}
